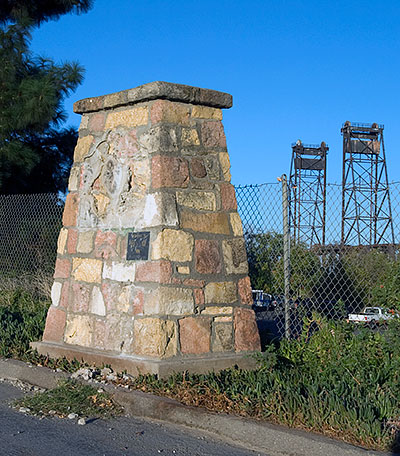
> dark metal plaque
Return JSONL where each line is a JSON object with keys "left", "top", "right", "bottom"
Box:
{"left": 126, "top": 231, "right": 150, "bottom": 261}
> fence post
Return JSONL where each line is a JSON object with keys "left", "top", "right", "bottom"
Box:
{"left": 280, "top": 174, "right": 291, "bottom": 339}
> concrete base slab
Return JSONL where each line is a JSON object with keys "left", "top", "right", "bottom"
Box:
{"left": 31, "top": 341, "right": 257, "bottom": 378}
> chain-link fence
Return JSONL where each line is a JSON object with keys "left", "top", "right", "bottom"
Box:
{"left": 237, "top": 180, "right": 400, "bottom": 343}
{"left": 0, "top": 193, "right": 64, "bottom": 295}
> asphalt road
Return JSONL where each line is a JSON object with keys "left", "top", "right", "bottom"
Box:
{"left": 0, "top": 382, "right": 268, "bottom": 456}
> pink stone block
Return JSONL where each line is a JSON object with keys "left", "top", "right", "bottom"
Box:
{"left": 201, "top": 121, "right": 226, "bottom": 148}
{"left": 67, "top": 229, "right": 78, "bottom": 254}
{"left": 179, "top": 317, "right": 211, "bottom": 354}
{"left": 132, "top": 288, "right": 144, "bottom": 315}
{"left": 220, "top": 183, "right": 238, "bottom": 211}
{"left": 59, "top": 282, "right": 70, "bottom": 309}
{"left": 135, "top": 260, "right": 172, "bottom": 284}
{"left": 93, "top": 319, "right": 106, "bottom": 349}
{"left": 54, "top": 258, "right": 71, "bottom": 279}
{"left": 62, "top": 193, "right": 79, "bottom": 227}
{"left": 152, "top": 155, "right": 189, "bottom": 188}
{"left": 191, "top": 158, "right": 207, "bottom": 178}
{"left": 194, "top": 288, "right": 205, "bottom": 306}
{"left": 234, "top": 308, "right": 260, "bottom": 352}
{"left": 183, "top": 278, "right": 205, "bottom": 287}
{"left": 42, "top": 307, "right": 66, "bottom": 342}
{"left": 88, "top": 112, "right": 106, "bottom": 132}
{"left": 195, "top": 239, "right": 221, "bottom": 274}
{"left": 71, "top": 282, "right": 90, "bottom": 312}
{"left": 95, "top": 230, "right": 118, "bottom": 259}
{"left": 238, "top": 277, "right": 253, "bottom": 305}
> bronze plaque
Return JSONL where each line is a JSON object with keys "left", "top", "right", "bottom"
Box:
{"left": 126, "top": 231, "right": 150, "bottom": 261}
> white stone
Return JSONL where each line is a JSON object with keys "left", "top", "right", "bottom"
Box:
{"left": 103, "top": 262, "right": 136, "bottom": 282}
{"left": 90, "top": 286, "right": 106, "bottom": 316}
{"left": 51, "top": 282, "right": 62, "bottom": 307}
{"left": 141, "top": 193, "right": 178, "bottom": 228}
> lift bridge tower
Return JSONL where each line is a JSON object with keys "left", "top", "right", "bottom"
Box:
{"left": 341, "top": 121, "right": 394, "bottom": 247}
{"left": 289, "top": 140, "right": 328, "bottom": 246}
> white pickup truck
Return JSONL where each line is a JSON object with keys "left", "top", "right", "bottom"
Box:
{"left": 347, "top": 307, "right": 396, "bottom": 325}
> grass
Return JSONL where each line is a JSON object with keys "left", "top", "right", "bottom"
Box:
{"left": 15, "top": 379, "right": 123, "bottom": 418}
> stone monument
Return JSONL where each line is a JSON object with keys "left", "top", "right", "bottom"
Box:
{"left": 33, "top": 81, "right": 261, "bottom": 377}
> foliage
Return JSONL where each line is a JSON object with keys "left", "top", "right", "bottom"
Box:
{"left": 0, "top": 289, "right": 49, "bottom": 358}
{"left": 15, "top": 379, "right": 123, "bottom": 418}
{"left": 0, "top": 1, "right": 93, "bottom": 193}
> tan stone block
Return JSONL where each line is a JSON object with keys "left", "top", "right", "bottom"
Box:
{"left": 151, "top": 229, "right": 194, "bottom": 262}
{"left": 74, "top": 135, "right": 93, "bottom": 162}
{"left": 150, "top": 100, "right": 190, "bottom": 125}
{"left": 192, "top": 106, "right": 222, "bottom": 120}
{"left": 68, "top": 166, "right": 80, "bottom": 192}
{"left": 230, "top": 213, "right": 244, "bottom": 236}
{"left": 180, "top": 211, "right": 230, "bottom": 235}
{"left": 213, "top": 322, "right": 233, "bottom": 352}
{"left": 64, "top": 315, "right": 93, "bottom": 347}
{"left": 117, "top": 286, "right": 131, "bottom": 313}
{"left": 105, "top": 314, "right": 135, "bottom": 353}
{"left": 201, "top": 306, "right": 233, "bottom": 315}
{"left": 143, "top": 287, "right": 194, "bottom": 315}
{"left": 205, "top": 282, "right": 237, "bottom": 304}
{"left": 93, "top": 193, "right": 110, "bottom": 217}
{"left": 214, "top": 316, "right": 232, "bottom": 322}
{"left": 179, "top": 317, "right": 211, "bottom": 354}
{"left": 222, "top": 239, "right": 248, "bottom": 274}
{"left": 177, "top": 266, "right": 190, "bottom": 274}
{"left": 176, "top": 191, "right": 216, "bottom": 211}
{"left": 79, "top": 115, "right": 89, "bottom": 130}
{"left": 57, "top": 228, "right": 68, "bottom": 254}
{"left": 181, "top": 128, "right": 200, "bottom": 146}
{"left": 72, "top": 258, "right": 102, "bottom": 283}
{"left": 77, "top": 231, "right": 94, "bottom": 254}
{"left": 219, "top": 152, "right": 231, "bottom": 181}
{"left": 105, "top": 106, "right": 148, "bottom": 129}
{"left": 134, "top": 318, "right": 177, "bottom": 358}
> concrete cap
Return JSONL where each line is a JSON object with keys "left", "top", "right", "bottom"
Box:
{"left": 73, "top": 81, "right": 233, "bottom": 114}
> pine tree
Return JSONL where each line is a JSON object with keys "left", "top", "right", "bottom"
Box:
{"left": 0, "top": 1, "right": 93, "bottom": 193}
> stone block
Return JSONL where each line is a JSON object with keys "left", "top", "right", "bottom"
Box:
{"left": 57, "top": 228, "right": 68, "bottom": 255}
{"left": 67, "top": 229, "right": 78, "bottom": 254}
{"left": 54, "top": 258, "right": 71, "bottom": 279}
{"left": 93, "top": 319, "right": 106, "bottom": 350}
{"left": 135, "top": 260, "right": 172, "bottom": 283}
{"left": 151, "top": 155, "right": 189, "bottom": 188}
{"left": 177, "top": 266, "right": 190, "bottom": 274}
{"left": 72, "top": 258, "right": 102, "bottom": 283}
{"left": 59, "top": 282, "right": 70, "bottom": 309}
{"left": 179, "top": 317, "right": 211, "bottom": 354}
{"left": 151, "top": 229, "right": 193, "bottom": 262}
{"left": 238, "top": 276, "right": 253, "bottom": 305}
{"left": 71, "top": 282, "right": 90, "bottom": 312}
{"left": 201, "top": 306, "right": 233, "bottom": 315}
{"left": 63, "top": 193, "right": 79, "bottom": 227}
{"left": 88, "top": 112, "right": 106, "bottom": 132}
{"left": 234, "top": 308, "right": 260, "bottom": 352}
{"left": 222, "top": 239, "right": 248, "bottom": 274}
{"left": 105, "top": 314, "right": 135, "bottom": 353}
{"left": 219, "top": 152, "right": 231, "bottom": 181}
{"left": 103, "top": 261, "right": 136, "bottom": 282}
{"left": 142, "top": 193, "right": 178, "bottom": 228}
{"left": 205, "top": 282, "right": 237, "bottom": 304}
{"left": 94, "top": 230, "right": 118, "bottom": 259}
{"left": 201, "top": 121, "right": 226, "bottom": 148}
{"left": 105, "top": 107, "right": 148, "bottom": 129}
{"left": 214, "top": 316, "right": 232, "bottom": 322}
{"left": 77, "top": 231, "right": 94, "bottom": 254}
{"left": 134, "top": 318, "right": 177, "bottom": 358}
{"left": 181, "top": 128, "right": 200, "bottom": 146}
{"left": 51, "top": 282, "right": 62, "bottom": 307}
{"left": 74, "top": 135, "right": 93, "bottom": 162}
{"left": 191, "top": 105, "right": 222, "bottom": 120}
{"left": 68, "top": 166, "right": 80, "bottom": 192}
{"left": 143, "top": 287, "right": 194, "bottom": 315}
{"left": 204, "top": 156, "right": 220, "bottom": 180}
{"left": 64, "top": 315, "right": 93, "bottom": 347}
{"left": 176, "top": 191, "right": 216, "bottom": 211}
{"left": 230, "top": 213, "right": 244, "bottom": 236}
{"left": 213, "top": 323, "right": 233, "bottom": 352}
{"left": 180, "top": 211, "right": 230, "bottom": 235}
{"left": 150, "top": 100, "right": 190, "bottom": 125}
{"left": 132, "top": 287, "right": 144, "bottom": 315}
{"left": 190, "top": 158, "right": 207, "bottom": 178}
{"left": 194, "top": 288, "right": 205, "bottom": 306}
{"left": 195, "top": 239, "right": 221, "bottom": 274}
{"left": 90, "top": 286, "right": 106, "bottom": 316}
{"left": 219, "top": 183, "right": 238, "bottom": 211}
{"left": 42, "top": 307, "right": 66, "bottom": 342}
{"left": 138, "top": 125, "right": 178, "bottom": 155}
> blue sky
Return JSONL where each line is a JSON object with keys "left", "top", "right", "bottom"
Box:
{"left": 30, "top": 0, "right": 400, "bottom": 186}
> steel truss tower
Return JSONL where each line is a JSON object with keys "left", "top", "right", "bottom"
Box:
{"left": 289, "top": 140, "right": 328, "bottom": 246}
{"left": 341, "top": 121, "right": 394, "bottom": 246}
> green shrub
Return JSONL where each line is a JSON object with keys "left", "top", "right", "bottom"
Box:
{"left": 0, "top": 289, "right": 49, "bottom": 358}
